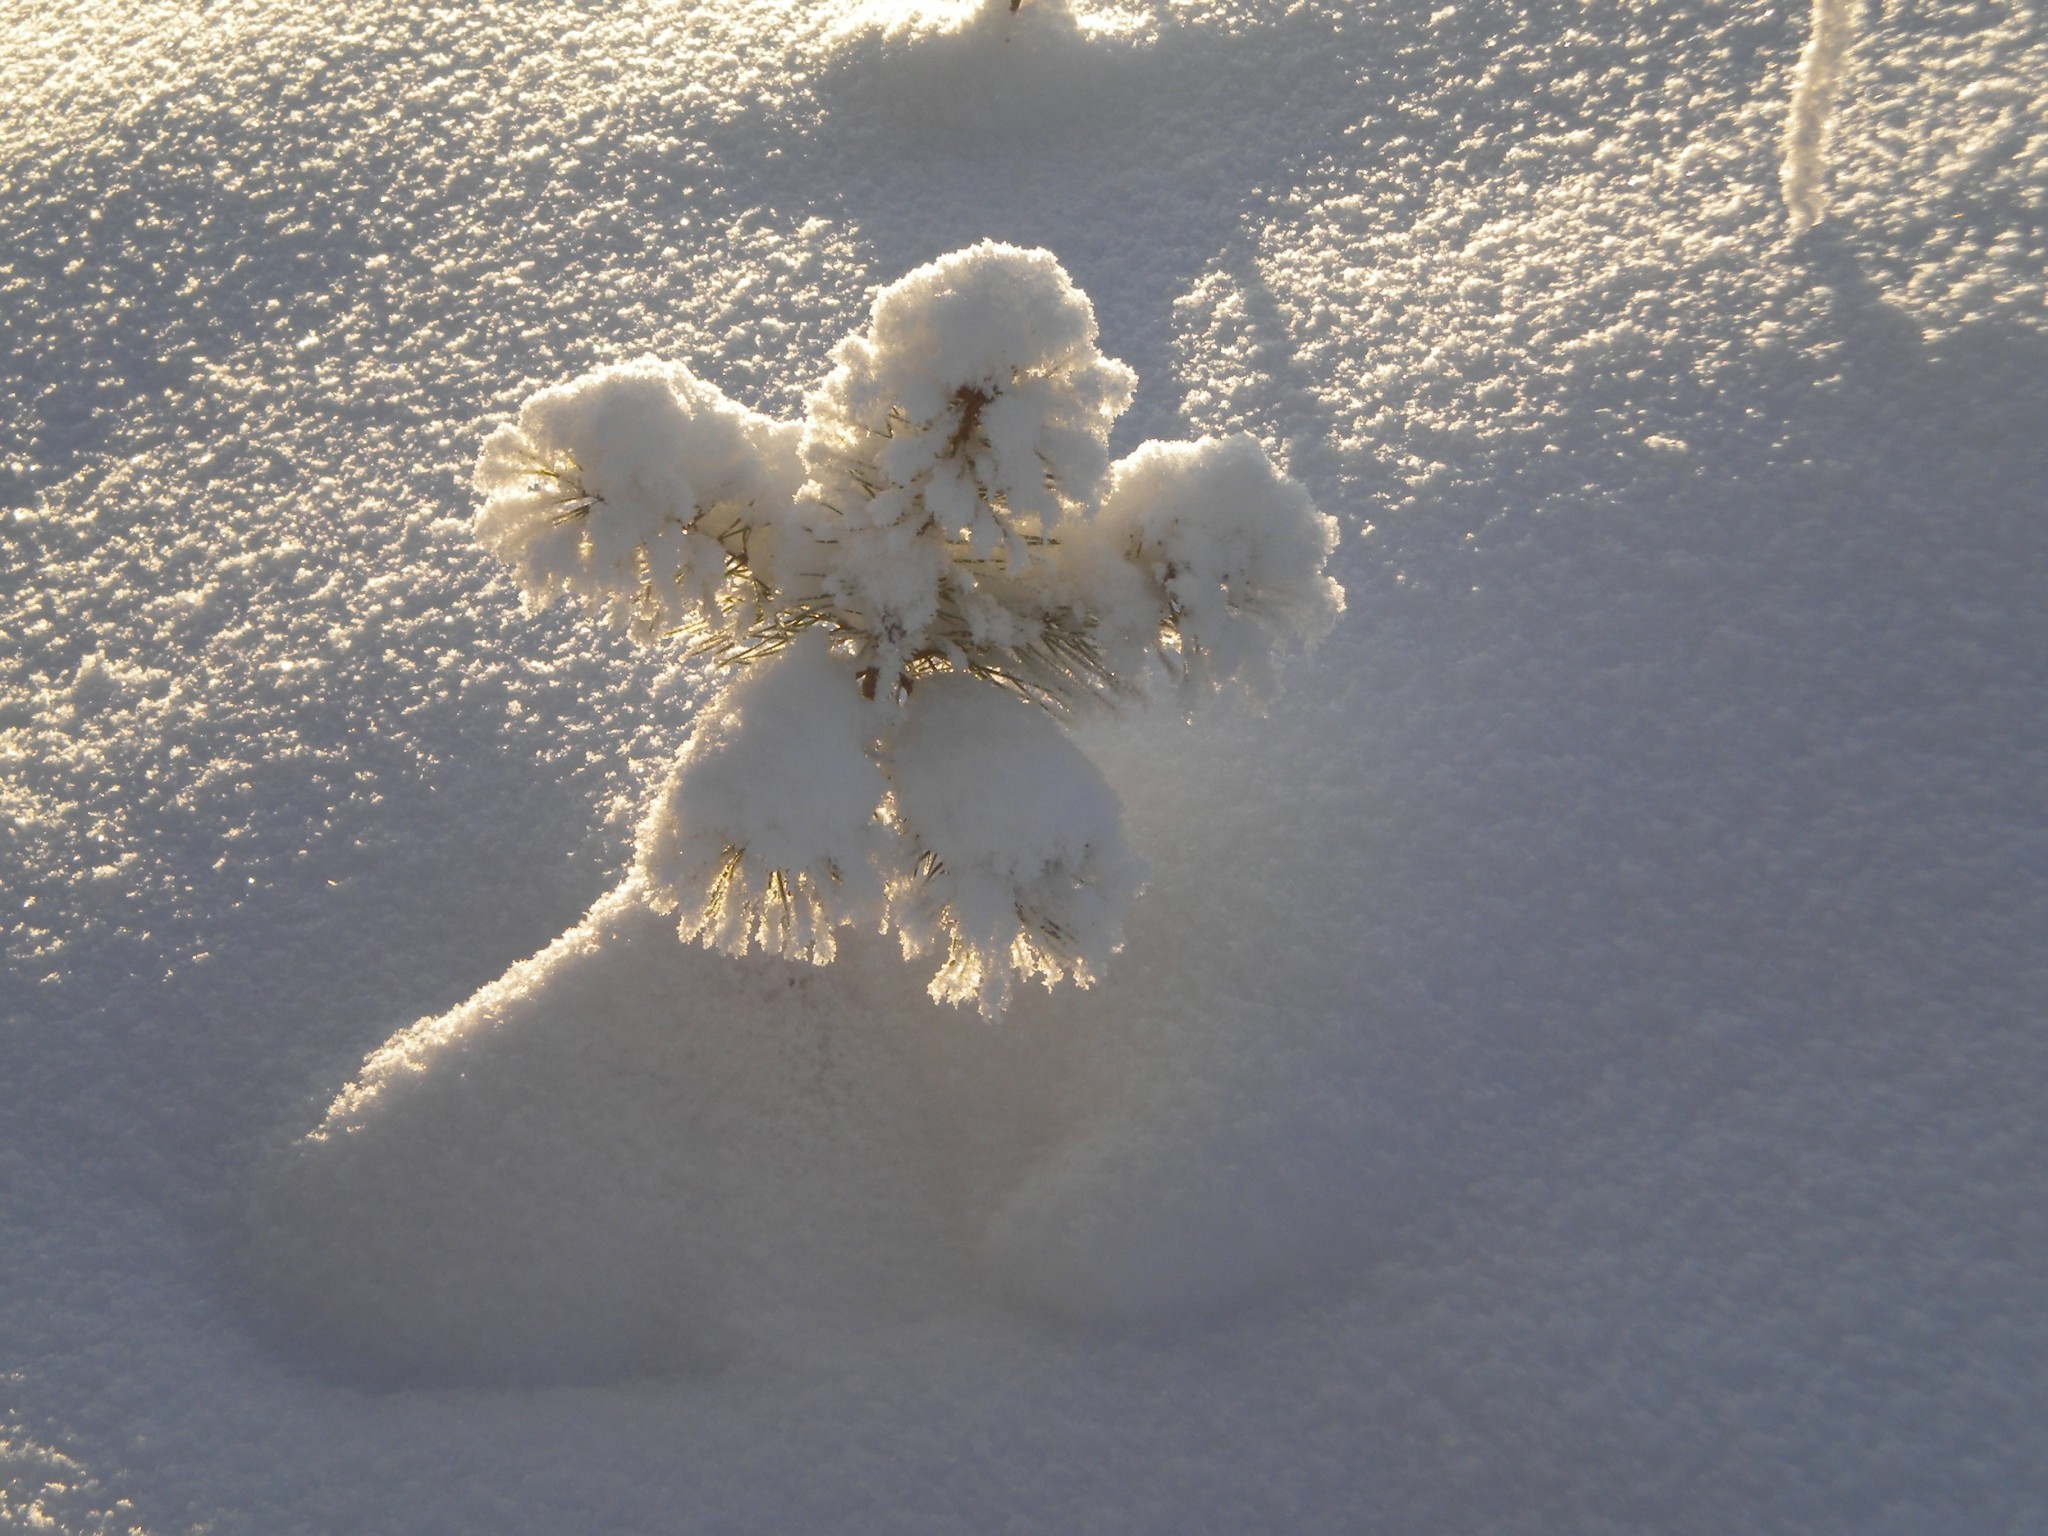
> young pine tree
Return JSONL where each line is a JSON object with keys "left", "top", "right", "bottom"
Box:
{"left": 473, "top": 242, "right": 1343, "bottom": 1015}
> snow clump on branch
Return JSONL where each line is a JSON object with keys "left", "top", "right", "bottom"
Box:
{"left": 473, "top": 358, "right": 804, "bottom": 650}
{"left": 473, "top": 242, "right": 1343, "bottom": 1014}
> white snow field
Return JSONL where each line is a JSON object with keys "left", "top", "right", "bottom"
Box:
{"left": 4, "top": 0, "right": 2045, "bottom": 1529}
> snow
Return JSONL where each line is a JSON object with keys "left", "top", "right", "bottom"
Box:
{"left": 1085, "top": 432, "right": 1342, "bottom": 702}
{"left": 806, "top": 238, "right": 1134, "bottom": 543}
{"left": 474, "top": 240, "right": 1335, "bottom": 1011}
{"left": 886, "top": 674, "right": 1143, "bottom": 1012}
{"left": 1781, "top": 0, "right": 1859, "bottom": 236}
{"left": 5, "top": 0, "right": 2047, "bottom": 1530}
{"left": 786, "top": 240, "right": 1149, "bottom": 706}
{"left": 473, "top": 355, "right": 804, "bottom": 639}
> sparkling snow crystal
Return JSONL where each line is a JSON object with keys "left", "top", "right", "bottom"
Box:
{"left": 474, "top": 242, "right": 1342, "bottom": 1013}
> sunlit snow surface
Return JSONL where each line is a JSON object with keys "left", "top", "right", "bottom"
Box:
{"left": 5, "top": 0, "right": 2046, "bottom": 1529}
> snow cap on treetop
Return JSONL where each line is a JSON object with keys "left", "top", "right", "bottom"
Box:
{"left": 803, "top": 240, "right": 1137, "bottom": 538}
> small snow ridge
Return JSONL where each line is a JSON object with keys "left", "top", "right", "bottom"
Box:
{"left": 1781, "top": 0, "right": 1859, "bottom": 236}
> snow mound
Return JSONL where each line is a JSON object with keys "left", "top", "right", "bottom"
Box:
{"left": 249, "top": 888, "right": 971, "bottom": 1386}
{"left": 9, "top": 0, "right": 2048, "bottom": 1525}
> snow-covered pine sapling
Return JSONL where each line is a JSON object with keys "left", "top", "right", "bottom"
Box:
{"left": 473, "top": 241, "right": 1344, "bottom": 1015}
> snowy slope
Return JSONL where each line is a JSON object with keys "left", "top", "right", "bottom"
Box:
{"left": 4, "top": 0, "right": 2046, "bottom": 1530}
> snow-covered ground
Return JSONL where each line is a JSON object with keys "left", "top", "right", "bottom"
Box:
{"left": 5, "top": 0, "right": 2045, "bottom": 1529}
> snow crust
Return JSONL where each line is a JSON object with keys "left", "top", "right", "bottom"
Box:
{"left": 5, "top": 0, "right": 2046, "bottom": 1530}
